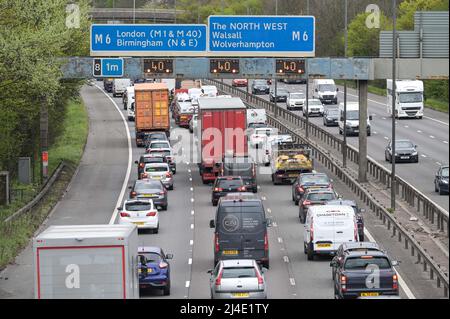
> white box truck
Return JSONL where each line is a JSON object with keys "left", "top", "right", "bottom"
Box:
{"left": 112, "top": 78, "right": 132, "bottom": 97}
{"left": 34, "top": 224, "right": 139, "bottom": 299}
{"left": 386, "top": 79, "right": 424, "bottom": 119}
{"left": 313, "top": 79, "right": 338, "bottom": 104}
{"left": 338, "top": 102, "right": 372, "bottom": 136}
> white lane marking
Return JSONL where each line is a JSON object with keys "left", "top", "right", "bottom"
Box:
{"left": 404, "top": 125, "right": 409, "bottom": 128}
{"left": 283, "top": 256, "right": 289, "bottom": 263}
{"left": 373, "top": 131, "right": 378, "bottom": 135}
{"left": 190, "top": 240, "right": 194, "bottom": 246}
{"left": 267, "top": 208, "right": 272, "bottom": 213}
{"left": 443, "top": 141, "right": 449, "bottom": 144}
{"left": 384, "top": 136, "right": 389, "bottom": 140}
{"left": 364, "top": 229, "right": 416, "bottom": 299}
{"left": 278, "top": 237, "right": 283, "bottom": 243}
{"left": 341, "top": 90, "right": 449, "bottom": 126}
{"left": 94, "top": 85, "right": 133, "bottom": 225}
{"left": 190, "top": 223, "right": 194, "bottom": 230}
{"left": 190, "top": 187, "right": 194, "bottom": 191}
{"left": 430, "top": 135, "right": 435, "bottom": 139}
{"left": 261, "top": 196, "right": 267, "bottom": 201}
{"left": 189, "top": 177, "right": 193, "bottom": 182}
{"left": 188, "top": 258, "right": 192, "bottom": 265}
{"left": 186, "top": 161, "right": 190, "bottom": 165}
{"left": 272, "top": 222, "right": 278, "bottom": 227}
{"left": 191, "top": 198, "right": 194, "bottom": 203}
{"left": 417, "top": 130, "right": 422, "bottom": 133}
{"left": 290, "top": 278, "right": 296, "bottom": 286}
{"left": 437, "top": 162, "right": 442, "bottom": 166}
{"left": 185, "top": 281, "right": 190, "bottom": 288}
{"left": 382, "top": 117, "right": 387, "bottom": 120}
{"left": 421, "top": 154, "right": 427, "bottom": 158}
{"left": 191, "top": 210, "right": 195, "bottom": 215}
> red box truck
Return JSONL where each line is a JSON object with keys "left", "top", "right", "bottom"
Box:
{"left": 198, "top": 97, "right": 248, "bottom": 184}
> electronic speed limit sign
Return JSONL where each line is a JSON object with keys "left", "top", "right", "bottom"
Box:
{"left": 92, "top": 58, "right": 124, "bottom": 77}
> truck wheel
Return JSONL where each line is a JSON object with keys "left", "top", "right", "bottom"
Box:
{"left": 161, "top": 205, "right": 168, "bottom": 211}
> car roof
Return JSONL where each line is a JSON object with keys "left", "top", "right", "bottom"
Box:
{"left": 345, "top": 250, "right": 388, "bottom": 258}
{"left": 135, "top": 179, "right": 162, "bottom": 185}
{"left": 225, "top": 192, "right": 257, "bottom": 198}
{"left": 305, "top": 188, "right": 334, "bottom": 193}
{"left": 300, "top": 173, "right": 328, "bottom": 177}
{"left": 144, "top": 162, "right": 169, "bottom": 167}
{"left": 341, "top": 241, "right": 380, "bottom": 251}
{"left": 138, "top": 246, "right": 162, "bottom": 254}
{"left": 221, "top": 259, "right": 256, "bottom": 267}
{"left": 217, "top": 176, "right": 243, "bottom": 180}
{"left": 308, "top": 205, "right": 355, "bottom": 214}
{"left": 149, "top": 140, "right": 170, "bottom": 144}
{"left": 124, "top": 199, "right": 152, "bottom": 204}
{"left": 327, "top": 199, "right": 357, "bottom": 206}
{"left": 219, "top": 195, "right": 263, "bottom": 205}
{"left": 141, "top": 154, "right": 165, "bottom": 159}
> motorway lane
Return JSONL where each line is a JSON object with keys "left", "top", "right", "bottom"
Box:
{"left": 225, "top": 80, "right": 449, "bottom": 211}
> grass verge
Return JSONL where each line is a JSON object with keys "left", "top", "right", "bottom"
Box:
{"left": 0, "top": 97, "right": 88, "bottom": 270}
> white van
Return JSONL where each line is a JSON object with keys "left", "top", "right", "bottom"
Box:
{"left": 338, "top": 102, "right": 372, "bottom": 136}
{"left": 113, "top": 78, "right": 132, "bottom": 97}
{"left": 123, "top": 86, "right": 134, "bottom": 110}
{"left": 201, "top": 85, "right": 218, "bottom": 97}
{"left": 313, "top": 79, "right": 338, "bottom": 104}
{"left": 386, "top": 79, "right": 424, "bottom": 119}
{"left": 247, "top": 109, "right": 267, "bottom": 128}
{"left": 304, "top": 205, "right": 358, "bottom": 260}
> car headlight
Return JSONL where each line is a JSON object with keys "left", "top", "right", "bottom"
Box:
{"left": 412, "top": 151, "right": 418, "bottom": 156}
{"left": 442, "top": 180, "right": 449, "bottom": 184}
{"left": 395, "top": 153, "right": 398, "bottom": 156}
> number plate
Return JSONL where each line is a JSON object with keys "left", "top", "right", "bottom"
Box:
{"left": 222, "top": 250, "right": 239, "bottom": 255}
{"left": 143, "top": 194, "right": 156, "bottom": 198}
{"left": 134, "top": 222, "right": 145, "bottom": 226}
{"left": 233, "top": 292, "right": 250, "bottom": 298}
{"left": 317, "top": 243, "right": 331, "bottom": 248}
{"left": 360, "top": 292, "right": 379, "bottom": 297}
{"left": 401, "top": 156, "right": 409, "bottom": 159}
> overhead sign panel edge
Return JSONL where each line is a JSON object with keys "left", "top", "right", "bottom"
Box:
{"left": 90, "top": 24, "right": 208, "bottom": 57}
{"left": 208, "top": 15, "right": 315, "bottom": 57}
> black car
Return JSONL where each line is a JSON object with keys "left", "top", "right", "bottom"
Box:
{"left": 221, "top": 156, "right": 257, "bottom": 193}
{"left": 130, "top": 179, "right": 168, "bottom": 210}
{"left": 435, "top": 165, "right": 449, "bottom": 195}
{"left": 323, "top": 108, "right": 339, "bottom": 126}
{"left": 212, "top": 176, "right": 246, "bottom": 206}
{"left": 385, "top": 139, "right": 419, "bottom": 163}
{"left": 144, "top": 132, "right": 169, "bottom": 146}
{"left": 269, "top": 88, "right": 290, "bottom": 102}
{"left": 327, "top": 199, "right": 365, "bottom": 241}
{"left": 251, "top": 80, "right": 270, "bottom": 95}
{"left": 292, "top": 173, "right": 332, "bottom": 205}
{"left": 299, "top": 188, "right": 338, "bottom": 223}
{"left": 135, "top": 154, "right": 167, "bottom": 179}
{"left": 103, "top": 78, "right": 113, "bottom": 92}
{"left": 210, "top": 194, "right": 272, "bottom": 268}
{"left": 331, "top": 249, "right": 399, "bottom": 299}
{"left": 281, "top": 78, "right": 307, "bottom": 84}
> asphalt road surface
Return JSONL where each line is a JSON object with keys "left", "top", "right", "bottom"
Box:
{"left": 0, "top": 83, "right": 444, "bottom": 299}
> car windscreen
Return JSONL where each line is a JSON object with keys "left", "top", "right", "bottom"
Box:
{"left": 442, "top": 167, "right": 449, "bottom": 177}
{"left": 150, "top": 143, "right": 170, "bottom": 149}
{"left": 222, "top": 267, "right": 256, "bottom": 279}
{"left": 301, "top": 175, "right": 330, "bottom": 184}
{"left": 307, "top": 192, "right": 336, "bottom": 201}
{"left": 145, "top": 166, "right": 168, "bottom": 172}
{"left": 125, "top": 202, "right": 152, "bottom": 211}
{"left": 217, "top": 179, "right": 243, "bottom": 188}
{"left": 248, "top": 123, "right": 267, "bottom": 129}
{"left": 395, "top": 141, "right": 414, "bottom": 148}
{"left": 149, "top": 150, "right": 171, "bottom": 156}
{"left": 141, "top": 252, "right": 162, "bottom": 263}
{"left": 143, "top": 157, "right": 165, "bottom": 164}
{"left": 148, "top": 134, "right": 167, "bottom": 141}
{"left": 327, "top": 110, "right": 339, "bottom": 116}
{"left": 255, "top": 129, "right": 272, "bottom": 135}
{"left": 399, "top": 92, "right": 423, "bottom": 103}
{"left": 275, "top": 89, "right": 289, "bottom": 94}
{"left": 308, "top": 100, "right": 322, "bottom": 106}
{"left": 346, "top": 110, "right": 359, "bottom": 120}
{"left": 223, "top": 163, "right": 254, "bottom": 177}
{"left": 319, "top": 84, "right": 336, "bottom": 92}
{"left": 290, "top": 93, "right": 305, "bottom": 99}
{"left": 254, "top": 80, "right": 267, "bottom": 85}
{"left": 135, "top": 181, "right": 161, "bottom": 191}
{"left": 344, "top": 256, "right": 391, "bottom": 270}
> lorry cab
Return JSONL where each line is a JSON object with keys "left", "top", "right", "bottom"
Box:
{"left": 175, "top": 101, "right": 195, "bottom": 127}
{"left": 387, "top": 79, "right": 424, "bottom": 119}
{"left": 338, "top": 102, "right": 372, "bottom": 136}
{"left": 304, "top": 205, "right": 358, "bottom": 260}
{"left": 313, "top": 79, "right": 338, "bottom": 104}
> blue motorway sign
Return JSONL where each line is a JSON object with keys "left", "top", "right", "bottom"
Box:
{"left": 208, "top": 16, "right": 315, "bottom": 57}
{"left": 93, "top": 58, "right": 123, "bottom": 77}
{"left": 90, "top": 24, "right": 207, "bottom": 56}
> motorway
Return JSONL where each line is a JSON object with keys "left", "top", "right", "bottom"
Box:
{"left": 0, "top": 83, "right": 445, "bottom": 299}
{"left": 224, "top": 80, "right": 450, "bottom": 212}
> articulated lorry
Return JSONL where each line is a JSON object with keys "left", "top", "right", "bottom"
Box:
{"left": 34, "top": 224, "right": 139, "bottom": 299}
{"left": 134, "top": 83, "right": 170, "bottom": 147}
{"left": 387, "top": 79, "right": 424, "bottom": 119}
{"left": 271, "top": 143, "right": 314, "bottom": 185}
{"left": 198, "top": 97, "right": 248, "bottom": 184}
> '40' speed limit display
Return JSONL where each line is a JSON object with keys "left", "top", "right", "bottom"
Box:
{"left": 144, "top": 59, "right": 174, "bottom": 74}
{"left": 276, "top": 59, "right": 305, "bottom": 74}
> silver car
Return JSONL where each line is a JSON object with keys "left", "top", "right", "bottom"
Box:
{"left": 207, "top": 259, "right": 267, "bottom": 299}
{"left": 142, "top": 163, "right": 174, "bottom": 190}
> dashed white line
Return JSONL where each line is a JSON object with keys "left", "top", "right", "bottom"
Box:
{"left": 443, "top": 141, "right": 449, "bottom": 144}
{"left": 189, "top": 177, "right": 193, "bottom": 182}
{"left": 437, "top": 162, "right": 442, "bottom": 166}
{"left": 185, "top": 281, "right": 190, "bottom": 288}
{"left": 188, "top": 258, "right": 192, "bottom": 265}
{"left": 278, "top": 237, "right": 283, "bottom": 243}
{"left": 191, "top": 210, "right": 195, "bottom": 215}
{"left": 283, "top": 256, "right": 290, "bottom": 263}
{"left": 189, "top": 240, "right": 194, "bottom": 246}
{"left": 272, "top": 222, "right": 278, "bottom": 227}
{"left": 289, "top": 278, "right": 296, "bottom": 286}
{"left": 191, "top": 198, "right": 195, "bottom": 203}
{"left": 404, "top": 125, "right": 409, "bottom": 128}
{"left": 421, "top": 155, "right": 427, "bottom": 158}
{"left": 384, "top": 136, "right": 389, "bottom": 140}
{"left": 190, "top": 187, "right": 194, "bottom": 191}
{"left": 417, "top": 130, "right": 422, "bottom": 133}
{"left": 190, "top": 224, "right": 194, "bottom": 230}
{"left": 261, "top": 196, "right": 267, "bottom": 201}
{"left": 267, "top": 208, "right": 272, "bottom": 213}
{"left": 430, "top": 135, "right": 435, "bottom": 139}
{"left": 188, "top": 169, "right": 191, "bottom": 173}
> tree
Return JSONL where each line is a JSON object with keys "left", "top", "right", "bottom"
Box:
{"left": 398, "top": 0, "right": 449, "bottom": 30}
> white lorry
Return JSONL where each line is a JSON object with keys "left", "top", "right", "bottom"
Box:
{"left": 387, "top": 79, "right": 424, "bottom": 119}
{"left": 313, "top": 79, "right": 338, "bottom": 104}
{"left": 112, "top": 78, "right": 132, "bottom": 97}
{"left": 34, "top": 224, "right": 139, "bottom": 299}
{"left": 303, "top": 205, "right": 358, "bottom": 260}
{"left": 338, "top": 102, "right": 372, "bottom": 136}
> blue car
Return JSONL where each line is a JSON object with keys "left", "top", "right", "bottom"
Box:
{"left": 138, "top": 246, "right": 173, "bottom": 295}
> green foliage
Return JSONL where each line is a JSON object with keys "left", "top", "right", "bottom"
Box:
{"left": 0, "top": 0, "right": 91, "bottom": 176}
{"left": 346, "top": 12, "right": 391, "bottom": 57}
{"left": 398, "top": 0, "right": 449, "bottom": 30}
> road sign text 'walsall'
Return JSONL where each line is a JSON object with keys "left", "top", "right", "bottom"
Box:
{"left": 90, "top": 24, "right": 207, "bottom": 57}
{"left": 208, "top": 16, "right": 315, "bottom": 57}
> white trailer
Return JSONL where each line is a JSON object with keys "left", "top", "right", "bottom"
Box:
{"left": 34, "top": 224, "right": 139, "bottom": 299}
{"left": 387, "top": 79, "right": 424, "bottom": 119}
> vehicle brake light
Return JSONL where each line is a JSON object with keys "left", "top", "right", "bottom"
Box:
{"left": 310, "top": 217, "right": 314, "bottom": 242}
{"left": 297, "top": 186, "right": 304, "bottom": 192}
{"left": 354, "top": 221, "right": 358, "bottom": 241}
{"left": 214, "top": 188, "right": 223, "bottom": 192}
{"left": 340, "top": 275, "right": 347, "bottom": 292}
{"left": 393, "top": 274, "right": 398, "bottom": 290}
{"left": 141, "top": 173, "right": 148, "bottom": 179}
{"left": 214, "top": 233, "right": 219, "bottom": 253}
{"left": 120, "top": 212, "right": 130, "bottom": 217}
{"left": 166, "top": 172, "right": 172, "bottom": 178}
{"left": 159, "top": 191, "right": 166, "bottom": 195}
{"left": 130, "top": 191, "right": 137, "bottom": 198}
{"left": 215, "top": 268, "right": 223, "bottom": 286}
{"left": 256, "top": 268, "right": 264, "bottom": 285}
{"left": 264, "top": 232, "right": 269, "bottom": 251}
{"left": 146, "top": 211, "right": 157, "bottom": 217}
{"left": 303, "top": 200, "right": 311, "bottom": 206}
{"left": 361, "top": 256, "right": 374, "bottom": 259}
{"left": 238, "top": 186, "right": 246, "bottom": 192}
{"left": 159, "top": 261, "right": 168, "bottom": 269}
{"left": 139, "top": 163, "right": 145, "bottom": 168}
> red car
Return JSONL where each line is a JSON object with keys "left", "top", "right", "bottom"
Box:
{"left": 232, "top": 79, "right": 248, "bottom": 87}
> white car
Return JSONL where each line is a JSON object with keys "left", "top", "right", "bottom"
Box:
{"left": 201, "top": 85, "right": 218, "bottom": 97}
{"left": 249, "top": 127, "right": 274, "bottom": 148}
{"left": 127, "top": 102, "right": 135, "bottom": 121}
{"left": 118, "top": 199, "right": 159, "bottom": 233}
{"left": 141, "top": 163, "right": 174, "bottom": 190}
{"left": 146, "top": 140, "right": 171, "bottom": 153}
{"left": 303, "top": 99, "right": 324, "bottom": 117}
{"left": 286, "top": 92, "right": 306, "bottom": 111}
